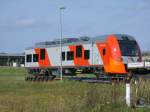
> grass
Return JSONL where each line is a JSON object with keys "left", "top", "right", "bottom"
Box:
{"left": 0, "top": 67, "right": 150, "bottom": 112}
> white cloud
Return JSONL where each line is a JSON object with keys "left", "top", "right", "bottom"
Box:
{"left": 15, "top": 18, "right": 36, "bottom": 27}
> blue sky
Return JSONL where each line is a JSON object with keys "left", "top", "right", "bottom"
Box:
{"left": 0, "top": 0, "right": 150, "bottom": 53}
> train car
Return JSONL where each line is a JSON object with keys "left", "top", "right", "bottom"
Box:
{"left": 25, "top": 34, "right": 141, "bottom": 81}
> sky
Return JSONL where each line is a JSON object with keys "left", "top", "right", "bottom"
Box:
{"left": 0, "top": 0, "right": 150, "bottom": 53}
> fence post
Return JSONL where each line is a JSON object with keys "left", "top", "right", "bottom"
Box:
{"left": 125, "top": 71, "right": 133, "bottom": 107}
{"left": 126, "top": 83, "right": 131, "bottom": 107}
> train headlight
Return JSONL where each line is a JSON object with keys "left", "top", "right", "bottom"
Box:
{"left": 113, "top": 48, "right": 117, "bottom": 52}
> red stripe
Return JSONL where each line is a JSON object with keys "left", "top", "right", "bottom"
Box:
{"left": 69, "top": 45, "right": 90, "bottom": 66}
{"left": 34, "top": 48, "right": 51, "bottom": 67}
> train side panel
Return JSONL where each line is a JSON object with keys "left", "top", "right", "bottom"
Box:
{"left": 25, "top": 43, "right": 104, "bottom": 68}
{"left": 25, "top": 49, "right": 39, "bottom": 68}
{"left": 92, "top": 43, "right": 103, "bottom": 66}
{"left": 47, "top": 46, "right": 61, "bottom": 66}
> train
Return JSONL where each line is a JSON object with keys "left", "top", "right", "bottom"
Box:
{"left": 25, "top": 34, "right": 141, "bottom": 81}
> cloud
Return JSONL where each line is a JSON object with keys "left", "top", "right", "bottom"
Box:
{"left": 0, "top": 17, "right": 52, "bottom": 31}
{"left": 15, "top": 18, "right": 35, "bottom": 27}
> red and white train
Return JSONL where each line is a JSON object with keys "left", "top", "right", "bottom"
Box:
{"left": 25, "top": 34, "right": 141, "bottom": 80}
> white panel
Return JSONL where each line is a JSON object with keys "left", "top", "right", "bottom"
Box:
{"left": 145, "top": 62, "right": 150, "bottom": 67}
{"left": 127, "top": 61, "right": 150, "bottom": 69}
{"left": 92, "top": 44, "right": 103, "bottom": 65}
{"left": 25, "top": 49, "right": 39, "bottom": 67}
{"left": 47, "top": 47, "right": 60, "bottom": 66}
{"left": 62, "top": 46, "right": 74, "bottom": 66}
{"left": 83, "top": 44, "right": 92, "bottom": 65}
{"left": 47, "top": 46, "right": 74, "bottom": 66}
{"left": 127, "top": 62, "right": 144, "bottom": 68}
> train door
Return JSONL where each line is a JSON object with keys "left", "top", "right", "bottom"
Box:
{"left": 93, "top": 44, "right": 101, "bottom": 65}
{"left": 97, "top": 43, "right": 110, "bottom": 72}
{"left": 76, "top": 45, "right": 82, "bottom": 66}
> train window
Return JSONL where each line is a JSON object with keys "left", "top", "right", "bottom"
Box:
{"left": 40, "top": 49, "right": 45, "bottom": 60}
{"left": 102, "top": 48, "right": 106, "bottom": 55}
{"left": 76, "top": 45, "right": 82, "bottom": 57}
{"left": 62, "top": 52, "right": 65, "bottom": 61}
{"left": 84, "top": 50, "right": 90, "bottom": 59}
{"left": 118, "top": 40, "right": 139, "bottom": 56}
{"left": 26, "top": 54, "right": 32, "bottom": 62}
{"left": 67, "top": 51, "right": 74, "bottom": 60}
{"left": 33, "top": 54, "right": 39, "bottom": 62}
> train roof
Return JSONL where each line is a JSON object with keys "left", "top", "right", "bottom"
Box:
{"left": 25, "top": 34, "right": 135, "bottom": 50}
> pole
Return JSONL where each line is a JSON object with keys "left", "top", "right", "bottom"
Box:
{"left": 126, "top": 83, "right": 131, "bottom": 107}
{"left": 59, "top": 7, "right": 65, "bottom": 80}
{"left": 125, "top": 71, "right": 133, "bottom": 107}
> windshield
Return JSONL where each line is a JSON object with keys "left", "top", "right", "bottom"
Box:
{"left": 118, "top": 40, "right": 139, "bottom": 56}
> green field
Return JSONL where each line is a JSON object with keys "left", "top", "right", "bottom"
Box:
{"left": 0, "top": 67, "right": 150, "bottom": 112}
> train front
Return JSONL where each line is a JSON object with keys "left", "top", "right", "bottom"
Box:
{"left": 104, "top": 34, "right": 141, "bottom": 74}
{"left": 98, "top": 34, "right": 142, "bottom": 75}
{"left": 116, "top": 34, "right": 142, "bottom": 73}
